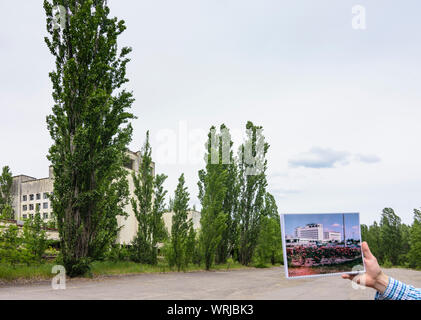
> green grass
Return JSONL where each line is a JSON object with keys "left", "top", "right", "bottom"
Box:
{"left": 0, "top": 263, "right": 55, "bottom": 283}
{"left": 90, "top": 260, "right": 249, "bottom": 276}
{"left": 0, "top": 260, "right": 252, "bottom": 283}
{"left": 380, "top": 263, "right": 421, "bottom": 270}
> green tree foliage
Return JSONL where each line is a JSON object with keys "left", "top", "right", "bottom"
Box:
{"left": 254, "top": 193, "right": 283, "bottom": 267}
{"left": 360, "top": 224, "right": 369, "bottom": 243}
{"left": 167, "top": 174, "right": 192, "bottom": 271}
{"left": 367, "top": 221, "right": 381, "bottom": 258}
{"left": 218, "top": 126, "right": 239, "bottom": 264}
{"left": 191, "top": 230, "right": 202, "bottom": 266}
{"left": 153, "top": 174, "right": 170, "bottom": 243}
{"left": 379, "top": 208, "right": 402, "bottom": 265}
{"left": 131, "top": 131, "right": 168, "bottom": 264}
{"left": 44, "top": 0, "right": 134, "bottom": 276}
{"left": 237, "top": 121, "right": 269, "bottom": 265}
{"left": 198, "top": 125, "right": 233, "bottom": 270}
{"left": 0, "top": 208, "right": 50, "bottom": 266}
{"left": 0, "top": 225, "right": 23, "bottom": 266}
{"left": 399, "top": 223, "right": 411, "bottom": 265}
{"left": 105, "top": 244, "right": 131, "bottom": 262}
{"left": 23, "top": 210, "right": 49, "bottom": 263}
{"left": 168, "top": 197, "right": 174, "bottom": 211}
{"left": 408, "top": 209, "right": 421, "bottom": 269}
{"left": 199, "top": 211, "right": 227, "bottom": 270}
{"left": 254, "top": 216, "right": 277, "bottom": 267}
{"left": 361, "top": 222, "right": 381, "bottom": 258}
{"left": 0, "top": 225, "right": 45, "bottom": 266}
{"left": 0, "top": 166, "right": 14, "bottom": 219}
{"left": 185, "top": 224, "right": 197, "bottom": 267}
{"left": 362, "top": 208, "right": 421, "bottom": 268}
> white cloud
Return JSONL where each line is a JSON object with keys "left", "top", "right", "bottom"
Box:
{"left": 288, "top": 147, "right": 381, "bottom": 169}
{"left": 288, "top": 147, "right": 350, "bottom": 169}
{"left": 355, "top": 154, "right": 381, "bottom": 164}
{"left": 269, "top": 187, "right": 300, "bottom": 199}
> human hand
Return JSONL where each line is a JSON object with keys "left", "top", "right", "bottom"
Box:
{"left": 341, "top": 241, "right": 389, "bottom": 293}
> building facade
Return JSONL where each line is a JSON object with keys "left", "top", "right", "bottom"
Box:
{"left": 10, "top": 150, "right": 149, "bottom": 245}
{"left": 11, "top": 170, "right": 54, "bottom": 222}
{"left": 323, "top": 231, "right": 341, "bottom": 242}
{"left": 294, "top": 223, "right": 324, "bottom": 241}
{"left": 285, "top": 238, "right": 319, "bottom": 247}
{"left": 162, "top": 210, "right": 201, "bottom": 235}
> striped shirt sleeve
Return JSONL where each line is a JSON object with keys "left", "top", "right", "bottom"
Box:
{"left": 375, "top": 277, "right": 421, "bottom": 300}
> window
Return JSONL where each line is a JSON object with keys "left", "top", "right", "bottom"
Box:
{"left": 22, "top": 195, "right": 27, "bottom": 201}
{"left": 29, "top": 204, "right": 34, "bottom": 210}
{"left": 43, "top": 192, "right": 49, "bottom": 199}
{"left": 36, "top": 203, "right": 41, "bottom": 210}
{"left": 43, "top": 202, "right": 48, "bottom": 209}
{"left": 36, "top": 193, "right": 41, "bottom": 200}
{"left": 124, "top": 159, "right": 135, "bottom": 170}
{"left": 23, "top": 205, "right": 27, "bottom": 211}
{"left": 29, "top": 194, "right": 34, "bottom": 201}
{"left": 29, "top": 214, "right": 33, "bottom": 219}
{"left": 43, "top": 213, "right": 48, "bottom": 219}
{"left": 22, "top": 214, "right": 27, "bottom": 219}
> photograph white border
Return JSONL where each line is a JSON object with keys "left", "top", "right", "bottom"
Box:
{"left": 280, "top": 212, "right": 366, "bottom": 279}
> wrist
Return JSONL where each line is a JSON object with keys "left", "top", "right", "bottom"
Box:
{"left": 373, "top": 272, "right": 389, "bottom": 293}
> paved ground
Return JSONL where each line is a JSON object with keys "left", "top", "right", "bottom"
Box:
{"left": 1, "top": 267, "right": 420, "bottom": 300}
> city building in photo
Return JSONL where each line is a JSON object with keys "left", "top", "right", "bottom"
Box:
{"left": 294, "top": 223, "right": 324, "bottom": 241}
{"left": 324, "top": 231, "right": 342, "bottom": 242}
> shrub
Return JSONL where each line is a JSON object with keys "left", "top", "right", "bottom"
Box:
{"left": 382, "top": 258, "right": 393, "bottom": 268}
{"left": 0, "top": 225, "right": 24, "bottom": 266}
{"left": 23, "top": 213, "right": 49, "bottom": 263}
{"left": 161, "top": 241, "right": 175, "bottom": 268}
{"left": 106, "top": 244, "right": 131, "bottom": 262}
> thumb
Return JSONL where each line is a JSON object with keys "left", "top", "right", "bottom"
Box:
{"left": 362, "top": 241, "right": 374, "bottom": 259}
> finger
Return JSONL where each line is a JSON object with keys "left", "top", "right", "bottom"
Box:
{"left": 342, "top": 274, "right": 355, "bottom": 280}
{"left": 362, "top": 241, "right": 374, "bottom": 259}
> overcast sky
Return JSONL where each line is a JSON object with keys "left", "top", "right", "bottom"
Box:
{"left": 1, "top": 0, "right": 420, "bottom": 225}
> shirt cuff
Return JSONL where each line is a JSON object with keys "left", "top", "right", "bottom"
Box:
{"left": 375, "top": 277, "right": 394, "bottom": 300}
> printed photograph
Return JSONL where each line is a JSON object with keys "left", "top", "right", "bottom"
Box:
{"left": 282, "top": 213, "right": 364, "bottom": 278}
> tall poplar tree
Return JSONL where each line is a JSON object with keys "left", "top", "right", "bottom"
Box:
{"left": 253, "top": 193, "right": 282, "bottom": 266}
{"left": 198, "top": 125, "right": 236, "bottom": 269}
{"left": 237, "top": 121, "right": 269, "bottom": 265}
{"left": 379, "top": 208, "right": 402, "bottom": 265}
{"left": 0, "top": 166, "right": 14, "bottom": 219}
{"left": 44, "top": 0, "right": 134, "bottom": 276}
{"left": 408, "top": 209, "right": 421, "bottom": 269}
{"left": 170, "top": 174, "right": 191, "bottom": 271}
{"left": 218, "top": 125, "right": 239, "bottom": 263}
{"left": 368, "top": 221, "right": 381, "bottom": 258}
{"left": 131, "top": 131, "right": 168, "bottom": 264}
